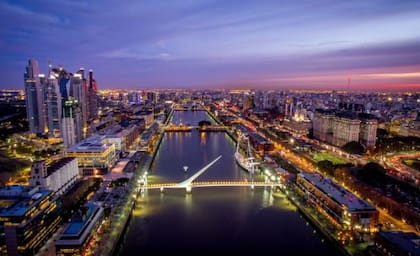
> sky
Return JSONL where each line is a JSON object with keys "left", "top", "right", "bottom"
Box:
{"left": 1, "top": 0, "right": 420, "bottom": 90}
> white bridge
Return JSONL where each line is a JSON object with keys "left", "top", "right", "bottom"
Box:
{"left": 139, "top": 155, "right": 281, "bottom": 193}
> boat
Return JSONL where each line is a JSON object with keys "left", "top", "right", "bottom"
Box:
{"left": 235, "top": 134, "right": 260, "bottom": 174}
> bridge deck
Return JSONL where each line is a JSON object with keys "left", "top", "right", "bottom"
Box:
{"left": 142, "top": 181, "right": 279, "bottom": 189}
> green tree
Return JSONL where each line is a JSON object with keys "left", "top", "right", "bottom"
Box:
{"left": 317, "top": 160, "right": 334, "bottom": 176}
{"left": 341, "top": 141, "right": 365, "bottom": 155}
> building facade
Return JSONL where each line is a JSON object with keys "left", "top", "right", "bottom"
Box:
{"left": 65, "top": 135, "right": 117, "bottom": 175}
{"left": 296, "top": 173, "right": 379, "bottom": 232}
{"left": 29, "top": 157, "right": 79, "bottom": 195}
{"left": 313, "top": 109, "right": 377, "bottom": 148}
{"left": 24, "top": 59, "right": 45, "bottom": 134}
{"left": 55, "top": 204, "right": 104, "bottom": 255}
{"left": 0, "top": 186, "right": 62, "bottom": 255}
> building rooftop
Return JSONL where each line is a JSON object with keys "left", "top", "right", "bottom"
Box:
{"left": 299, "top": 173, "right": 376, "bottom": 212}
{"left": 62, "top": 204, "right": 98, "bottom": 237}
{"left": 45, "top": 157, "right": 76, "bottom": 177}
{"left": 56, "top": 203, "right": 104, "bottom": 246}
{"left": 67, "top": 135, "right": 113, "bottom": 152}
{"left": 378, "top": 231, "right": 420, "bottom": 256}
{"left": 249, "top": 132, "right": 272, "bottom": 144}
{"left": 0, "top": 188, "right": 51, "bottom": 217}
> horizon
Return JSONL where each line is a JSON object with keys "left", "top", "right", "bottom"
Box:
{"left": 1, "top": 0, "right": 420, "bottom": 90}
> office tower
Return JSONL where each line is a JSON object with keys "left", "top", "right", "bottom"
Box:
{"left": 54, "top": 67, "right": 71, "bottom": 102}
{"left": 147, "top": 91, "right": 157, "bottom": 104}
{"left": 45, "top": 73, "right": 62, "bottom": 137}
{"left": 61, "top": 99, "right": 84, "bottom": 148}
{"left": 24, "top": 59, "right": 45, "bottom": 134}
{"left": 70, "top": 70, "right": 88, "bottom": 139}
{"left": 87, "top": 70, "right": 98, "bottom": 121}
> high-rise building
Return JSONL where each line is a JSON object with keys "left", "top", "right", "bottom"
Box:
{"left": 313, "top": 110, "right": 334, "bottom": 143}
{"left": 332, "top": 115, "right": 361, "bottom": 147}
{"left": 69, "top": 71, "right": 88, "bottom": 141}
{"left": 243, "top": 93, "right": 254, "bottom": 111}
{"left": 24, "top": 59, "right": 45, "bottom": 134}
{"left": 147, "top": 91, "right": 157, "bottom": 104}
{"left": 284, "top": 97, "right": 294, "bottom": 119}
{"left": 313, "top": 109, "right": 377, "bottom": 148}
{"left": 359, "top": 115, "right": 378, "bottom": 148}
{"left": 61, "top": 100, "right": 83, "bottom": 148}
{"left": 87, "top": 70, "right": 98, "bottom": 121}
{"left": 45, "top": 74, "right": 62, "bottom": 137}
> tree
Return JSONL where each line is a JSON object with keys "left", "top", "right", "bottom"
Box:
{"left": 198, "top": 120, "right": 211, "bottom": 127}
{"left": 341, "top": 141, "right": 365, "bottom": 155}
{"left": 317, "top": 160, "right": 334, "bottom": 176}
{"left": 357, "top": 162, "right": 386, "bottom": 184}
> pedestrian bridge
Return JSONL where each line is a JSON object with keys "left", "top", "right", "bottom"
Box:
{"left": 138, "top": 155, "right": 281, "bottom": 193}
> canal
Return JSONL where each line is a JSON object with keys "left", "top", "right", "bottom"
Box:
{"left": 117, "top": 111, "right": 339, "bottom": 255}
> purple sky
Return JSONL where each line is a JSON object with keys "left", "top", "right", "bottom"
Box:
{"left": 1, "top": 0, "right": 420, "bottom": 90}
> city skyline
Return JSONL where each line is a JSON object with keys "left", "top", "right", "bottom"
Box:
{"left": 1, "top": 0, "right": 420, "bottom": 90}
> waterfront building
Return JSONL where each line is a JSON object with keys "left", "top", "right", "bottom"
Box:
{"left": 29, "top": 157, "right": 79, "bottom": 195}
{"left": 66, "top": 135, "right": 117, "bottom": 175}
{"left": 0, "top": 186, "right": 62, "bottom": 255}
{"left": 55, "top": 203, "right": 104, "bottom": 256}
{"left": 24, "top": 59, "right": 45, "bottom": 134}
{"left": 132, "top": 110, "right": 154, "bottom": 127}
{"left": 296, "top": 173, "right": 379, "bottom": 232}
{"left": 248, "top": 132, "right": 274, "bottom": 153}
{"left": 375, "top": 231, "right": 420, "bottom": 256}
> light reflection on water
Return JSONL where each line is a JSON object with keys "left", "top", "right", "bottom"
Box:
{"left": 118, "top": 111, "right": 338, "bottom": 255}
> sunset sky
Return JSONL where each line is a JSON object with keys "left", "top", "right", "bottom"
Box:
{"left": 1, "top": 0, "right": 420, "bottom": 90}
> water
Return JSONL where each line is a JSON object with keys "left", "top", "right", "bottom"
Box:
{"left": 118, "top": 111, "right": 339, "bottom": 255}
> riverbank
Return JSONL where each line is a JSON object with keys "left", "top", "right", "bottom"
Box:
{"left": 95, "top": 128, "right": 165, "bottom": 255}
{"left": 285, "top": 187, "right": 366, "bottom": 256}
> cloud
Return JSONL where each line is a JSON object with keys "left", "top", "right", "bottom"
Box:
{"left": 0, "top": 2, "right": 60, "bottom": 24}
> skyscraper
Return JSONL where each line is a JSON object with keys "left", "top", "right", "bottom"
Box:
{"left": 87, "top": 70, "right": 98, "bottom": 121}
{"left": 45, "top": 73, "right": 62, "bottom": 137}
{"left": 61, "top": 100, "right": 82, "bottom": 148}
{"left": 24, "top": 59, "right": 45, "bottom": 134}
{"left": 70, "top": 70, "right": 88, "bottom": 140}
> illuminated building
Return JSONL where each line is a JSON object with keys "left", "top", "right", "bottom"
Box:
{"left": 0, "top": 186, "right": 62, "bottom": 255}
{"left": 55, "top": 203, "right": 104, "bottom": 256}
{"left": 62, "top": 99, "right": 83, "bottom": 148}
{"left": 87, "top": 70, "right": 98, "bottom": 121}
{"left": 296, "top": 173, "right": 379, "bottom": 232}
{"left": 44, "top": 74, "right": 62, "bottom": 138}
{"left": 313, "top": 109, "right": 377, "bottom": 148}
{"left": 65, "top": 135, "right": 117, "bottom": 175}
{"left": 375, "top": 231, "right": 420, "bottom": 256}
{"left": 24, "top": 59, "right": 45, "bottom": 134}
{"left": 29, "top": 157, "right": 79, "bottom": 196}
{"left": 243, "top": 93, "right": 254, "bottom": 111}
{"left": 70, "top": 69, "right": 88, "bottom": 139}
{"left": 359, "top": 116, "right": 378, "bottom": 148}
